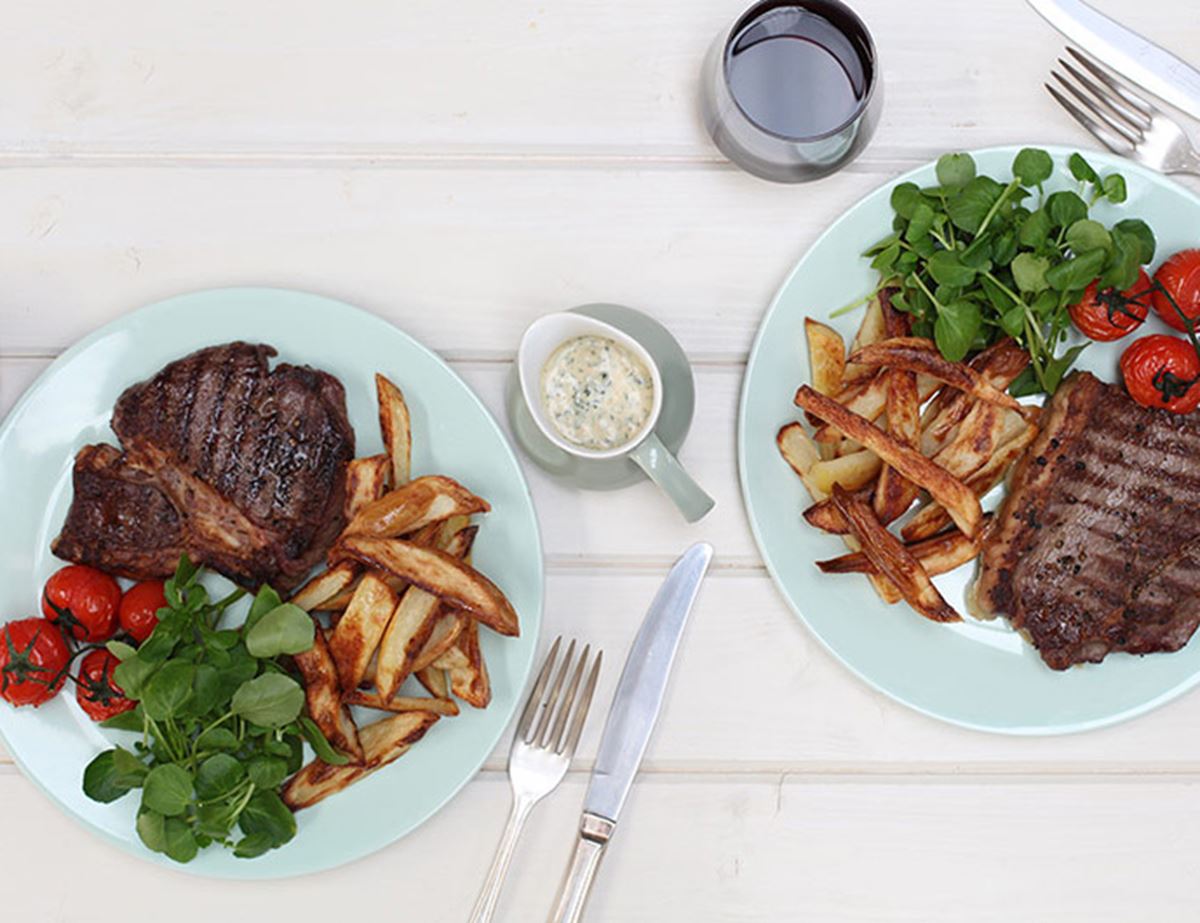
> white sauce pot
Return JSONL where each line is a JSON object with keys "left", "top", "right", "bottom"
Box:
{"left": 517, "top": 313, "right": 715, "bottom": 522}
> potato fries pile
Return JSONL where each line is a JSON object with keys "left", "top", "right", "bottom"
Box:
{"left": 281, "top": 374, "right": 517, "bottom": 809}
{"left": 779, "top": 294, "right": 1039, "bottom": 622}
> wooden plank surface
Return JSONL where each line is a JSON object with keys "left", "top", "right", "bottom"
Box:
{"left": 2, "top": 765, "right": 1199, "bottom": 922}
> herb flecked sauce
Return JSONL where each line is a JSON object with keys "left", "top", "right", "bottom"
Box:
{"left": 540, "top": 335, "right": 655, "bottom": 450}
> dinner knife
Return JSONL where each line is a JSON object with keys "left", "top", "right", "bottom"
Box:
{"left": 547, "top": 541, "right": 714, "bottom": 923}
{"left": 1027, "top": 0, "right": 1200, "bottom": 121}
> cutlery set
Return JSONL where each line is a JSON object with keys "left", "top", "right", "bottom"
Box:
{"left": 1030, "top": 0, "right": 1200, "bottom": 175}
{"left": 470, "top": 543, "right": 713, "bottom": 923}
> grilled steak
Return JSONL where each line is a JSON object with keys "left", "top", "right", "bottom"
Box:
{"left": 53, "top": 342, "right": 354, "bottom": 590}
{"left": 976, "top": 371, "right": 1200, "bottom": 669}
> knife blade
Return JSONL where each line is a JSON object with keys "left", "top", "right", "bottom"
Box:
{"left": 1027, "top": 0, "right": 1200, "bottom": 121}
{"left": 584, "top": 541, "right": 713, "bottom": 822}
{"left": 547, "top": 542, "right": 713, "bottom": 923}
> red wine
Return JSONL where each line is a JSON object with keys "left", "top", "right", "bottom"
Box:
{"left": 726, "top": 2, "right": 871, "bottom": 139}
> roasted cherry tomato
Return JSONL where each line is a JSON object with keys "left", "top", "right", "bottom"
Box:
{"left": 119, "top": 580, "right": 166, "bottom": 644}
{"left": 1152, "top": 249, "right": 1200, "bottom": 332}
{"left": 42, "top": 564, "right": 121, "bottom": 643}
{"left": 1120, "top": 334, "right": 1200, "bottom": 414}
{"left": 0, "top": 618, "right": 71, "bottom": 707}
{"left": 75, "top": 649, "right": 135, "bottom": 722}
{"left": 1068, "top": 269, "right": 1151, "bottom": 341}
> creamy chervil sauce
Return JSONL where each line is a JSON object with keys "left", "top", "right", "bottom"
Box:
{"left": 540, "top": 335, "right": 654, "bottom": 450}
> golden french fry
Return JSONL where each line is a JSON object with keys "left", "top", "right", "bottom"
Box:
{"left": 795, "top": 386, "right": 982, "bottom": 536}
{"left": 920, "top": 338, "right": 1029, "bottom": 450}
{"left": 930, "top": 401, "right": 1003, "bottom": 479}
{"left": 282, "top": 711, "right": 440, "bottom": 810}
{"left": 435, "top": 619, "right": 491, "bottom": 709}
{"left": 874, "top": 365, "right": 921, "bottom": 523}
{"left": 903, "top": 422, "right": 1039, "bottom": 542}
{"left": 776, "top": 422, "right": 826, "bottom": 501}
{"left": 376, "top": 374, "right": 412, "bottom": 488}
{"left": 805, "top": 317, "right": 846, "bottom": 397}
{"left": 829, "top": 485, "right": 961, "bottom": 623}
{"left": 411, "top": 611, "right": 466, "bottom": 673}
{"left": 341, "top": 475, "right": 490, "bottom": 542}
{"left": 292, "top": 626, "right": 364, "bottom": 763}
{"left": 817, "top": 513, "right": 992, "bottom": 575}
{"left": 813, "top": 373, "right": 940, "bottom": 444}
{"left": 807, "top": 449, "right": 883, "bottom": 494}
{"left": 843, "top": 295, "right": 887, "bottom": 384}
{"left": 343, "top": 691, "right": 460, "bottom": 716}
{"left": 334, "top": 535, "right": 520, "bottom": 637}
{"left": 375, "top": 526, "right": 477, "bottom": 700}
{"left": 290, "top": 560, "right": 361, "bottom": 612}
{"left": 328, "top": 572, "right": 401, "bottom": 693}
{"left": 416, "top": 666, "right": 450, "bottom": 698}
{"left": 850, "top": 337, "right": 1022, "bottom": 412}
{"left": 345, "top": 454, "right": 391, "bottom": 520}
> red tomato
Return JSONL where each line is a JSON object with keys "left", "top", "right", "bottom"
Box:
{"left": 1120, "top": 334, "right": 1200, "bottom": 414}
{"left": 1068, "top": 269, "right": 1151, "bottom": 342}
{"left": 119, "top": 580, "right": 167, "bottom": 643}
{"left": 0, "top": 618, "right": 71, "bottom": 707}
{"left": 1152, "top": 249, "right": 1200, "bottom": 332}
{"left": 75, "top": 650, "right": 135, "bottom": 722}
{"left": 42, "top": 564, "right": 121, "bottom": 643}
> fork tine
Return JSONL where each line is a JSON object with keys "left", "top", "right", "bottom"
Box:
{"left": 517, "top": 636, "right": 560, "bottom": 742}
{"left": 533, "top": 639, "right": 576, "bottom": 747}
{"left": 547, "top": 644, "right": 590, "bottom": 753}
{"left": 1066, "top": 47, "right": 1156, "bottom": 117}
{"left": 1059, "top": 58, "right": 1152, "bottom": 132}
{"left": 560, "top": 650, "right": 602, "bottom": 757}
{"left": 1046, "top": 82, "right": 1133, "bottom": 154}
{"left": 1052, "top": 71, "right": 1142, "bottom": 144}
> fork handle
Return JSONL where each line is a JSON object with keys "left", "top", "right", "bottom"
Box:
{"left": 468, "top": 794, "right": 536, "bottom": 923}
{"left": 547, "top": 813, "right": 614, "bottom": 923}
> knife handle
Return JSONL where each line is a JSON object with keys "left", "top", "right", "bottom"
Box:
{"left": 547, "top": 813, "right": 614, "bottom": 923}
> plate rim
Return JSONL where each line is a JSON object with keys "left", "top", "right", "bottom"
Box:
{"left": 737, "top": 144, "right": 1200, "bottom": 736}
{"left": 0, "top": 285, "right": 544, "bottom": 876}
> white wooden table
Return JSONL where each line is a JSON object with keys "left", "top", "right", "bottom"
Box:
{"left": 4, "top": 1, "right": 1200, "bottom": 919}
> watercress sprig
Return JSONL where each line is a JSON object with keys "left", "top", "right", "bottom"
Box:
{"left": 81, "top": 556, "right": 347, "bottom": 863}
{"left": 853, "top": 148, "right": 1156, "bottom": 395}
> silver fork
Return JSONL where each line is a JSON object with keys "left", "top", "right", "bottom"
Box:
{"left": 467, "top": 637, "right": 602, "bottom": 923}
{"left": 1047, "top": 47, "right": 1200, "bottom": 176}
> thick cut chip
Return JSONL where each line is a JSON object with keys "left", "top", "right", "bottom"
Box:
{"left": 850, "top": 337, "right": 1022, "bottom": 412}
{"left": 334, "top": 535, "right": 519, "bottom": 637}
{"left": 829, "top": 485, "right": 961, "bottom": 623}
{"left": 376, "top": 374, "right": 413, "bottom": 487}
{"left": 412, "top": 611, "right": 466, "bottom": 673}
{"left": 290, "top": 560, "right": 361, "bottom": 612}
{"left": 328, "top": 572, "right": 401, "bottom": 693}
{"left": 805, "top": 318, "right": 846, "bottom": 397}
{"left": 416, "top": 666, "right": 450, "bottom": 698}
{"left": 795, "top": 386, "right": 982, "bottom": 536}
{"left": 903, "top": 423, "right": 1038, "bottom": 542}
{"left": 282, "top": 711, "right": 439, "bottom": 810}
{"left": 292, "top": 626, "right": 364, "bottom": 763}
{"left": 375, "top": 526, "right": 477, "bottom": 700}
{"left": 345, "top": 454, "right": 391, "bottom": 520}
{"left": 843, "top": 296, "right": 887, "bottom": 384}
{"left": 343, "top": 691, "right": 460, "bottom": 716}
{"left": 341, "top": 475, "right": 489, "bottom": 541}
{"left": 873, "top": 366, "right": 921, "bottom": 523}
{"left": 806, "top": 450, "right": 883, "bottom": 494}
{"left": 776, "top": 422, "right": 826, "bottom": 501}
{"left": 433, "top": 619, "right": 491, "bottom": 708}
{"left": 817, "top": 514, "right": 991, "bottom": 576}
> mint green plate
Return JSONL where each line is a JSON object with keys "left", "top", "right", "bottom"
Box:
{"left": 0, "top": 288, "right": 543, "bottom": 876}
{"left": 740, "top": 146, "right": 1200, "bottom": 735}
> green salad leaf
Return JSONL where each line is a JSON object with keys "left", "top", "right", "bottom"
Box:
{"left": 851, "top": 149, "right": 1157, "bottom": 394}
{"left": 81, "top": 557, "right": 347, "bottom": 863}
